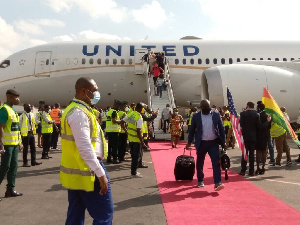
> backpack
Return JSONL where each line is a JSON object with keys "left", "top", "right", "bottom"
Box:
{"left": 219, "top": 148, "right": 230, "bottom": 180}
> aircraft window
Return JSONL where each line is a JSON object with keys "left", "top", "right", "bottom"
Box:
{"left": 252, "top": 58, "right": 256, "bottom": 60}
{"left": 121, "top": 59, "right": 125, "bottom": 65}
{"left": 82, "top": 58, "right": 86, "bottom": 65}
{"left": 244, "top": 58, "right": 248, "bottom": 61}
{"left": 229, "top": 58, "right": 233, "bottom": 64}
{"left": 175, "top": 59, "right": 179, "bottom": 65}
{"left": 89, "top": 58, "right": 94, "bottom": 64}
{"left": 213, "top": 58, "right": 217, "bottom": 64}
{"left": 198, "top": 58, "right": 202, "bottom": 64}
{"left": 206, "top": 58, "right": 210, "bottom": 64}
{"left": 97, "top": 59, "right": 101, "bottom": 65}
{"left": 291, "top": 58, "right": 294, "bottom": 61}
{"left": 105, "top": 59, "right": 109, "bottom": 65}
{"left": 260, "top": 58, "right": 263, "bottom": 60}
{"left": 283, "top": 58, "right": 287, "bottom": 61}
{"left": 66, "top": 58, "right": 70, "bottom": 65}
{"left": 221, "top": 58, "right": 225, "bottom": 64}
{"left": 74, "top": 58, "right": 78, "bottom": 65}
{"left": 183, "top": 59, "right": 186, "bottom": 65}
{"left": 190, "top": 59, "right": 194, "bottom": 65}
{"left": 237, "top": 58, "right": 240, "bottom": 62}
{"left": 268, "top": 58, "right": 271, "bottom": 60}
{"left": 275, "top": 58, "right": 279, "bottom": 61}
{"left": 0, "top": 60, "right": 10, "bottom": 68}
{"left": 113, "top": 59, "right": 117, "bottom": 65}
{"left": 46, "top": 59, "right": 50, "bottom": 65}
{"left": 129, "top": 59, "right": 133, "bottom": 65}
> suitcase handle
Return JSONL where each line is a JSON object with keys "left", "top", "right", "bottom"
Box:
{"left": 183, "top": 147, "right": 192, "bottom": 156}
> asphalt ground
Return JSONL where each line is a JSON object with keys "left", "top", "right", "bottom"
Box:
{"left": 1, "top": 135, "right": 300, "bottom": 225}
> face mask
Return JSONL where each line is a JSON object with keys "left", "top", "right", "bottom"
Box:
{"left": 13, "top": 98, "right": 20, "bottom": 105}
{"left": 125, "top": 107, "right": 129, "bottom": 112}
{"left": 86, "top": 89, "right": 101, "bottom": 105}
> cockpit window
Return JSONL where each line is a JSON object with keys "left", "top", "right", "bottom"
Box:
{"left": 0, "top": 60, "right": 10, "bottom": 68}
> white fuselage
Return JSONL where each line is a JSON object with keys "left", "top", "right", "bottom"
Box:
{"left": 1, "top": 40, "right": 300, "bottom": 110}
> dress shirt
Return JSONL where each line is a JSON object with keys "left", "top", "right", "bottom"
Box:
{"left": 201, "top": 111, "right": 218, "bottom": 141}
{"left": 67, "top": 107, "right": 105, "bottom": 178}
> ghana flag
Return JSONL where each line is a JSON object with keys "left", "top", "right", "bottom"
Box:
{"left": 262, "top": 87, "right": 300, "bottom": 147}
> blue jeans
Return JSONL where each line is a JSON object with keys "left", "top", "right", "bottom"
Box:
{"left": 268, "top": 136, "right": 275, "bottom": 162}
{"left": 196, "top": 139, "right": 221, "bottom": 184}
{"left": 157, "top": 85, "right": 163, "bottom": 98}
{"left": 65, "top": 161, "right": 114, "bottom": 225}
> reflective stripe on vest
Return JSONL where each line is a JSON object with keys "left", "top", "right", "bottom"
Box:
{"left": 41, "top": 112, "right": 53, "bottom": 134}
{"left": 188, "top": 112, "right": 194, "bottom": 125}
{"left": 270, "top": 123, "right": 286, "bottom": 138}
{"left": 60, "top": 100, "right": 108, "bottom": 192}
{"left": 50, "top": 108, "right": 61, "bottom": 124}
{"left": 106, "top": 109, "right": 120, "bottom": 133}
{"left": 20, "top": 112, "right": 36, "bottom": 137}
{"left": 127, "top": 111, "right": 142, "bottom": 143}
{"left": 1, "top": 104, "right": 21, "bottom": 145}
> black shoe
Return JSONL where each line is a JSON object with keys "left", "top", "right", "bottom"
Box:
{"left": 255, "top": 170, "right": 260, "bottom": 175}
{"left": 239, "top": 171, "right": 246, "bottom": 176}
{"left": 295, "top": 158, "right": 300, "bottom": 163}
{"left": 41, "top": 156, "right": 49, "bottom": 159}
{"left": 22, "top": 163, "right": 31, "bottom": 167}
{"left": 138, "top": 164, "right": 148, "bottom": 168}
{"left": 47, "top": 155, "right": 53, "bottom": 158}
{"left": 31, "top": 162, "right": 42, "bottom": 166}
{"left": 214, "top": 183, "right": 225, "bottom": 191}
{"left": 248, "top": 172, "right": 255, "bottom": 176}
{"left": 260, "top": 168, "right": 265, "bottom": 175}
{"left": 5, "top": 190, "right": 23, "bottom": 197}
{"left": 113, "top": 159, "right": 120, "bottom": 164}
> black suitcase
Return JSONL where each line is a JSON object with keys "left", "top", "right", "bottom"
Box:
{"left": 174, "top": 148, "right": 195, "bottom": 181}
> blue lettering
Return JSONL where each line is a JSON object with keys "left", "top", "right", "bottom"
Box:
{"left": 141, "top": 45, "right": 156, "bottom": 50}
{"left": 130, "top": 45, "right": 135, "bottom": 56}
{"left": 83, "top": 45, "right": 99, "bottom": 56}
{"left": 163, "top": 45, "right": 176, "bottom": 56}
{"left": 106, "top": 45, "right": 122, "bottom": 56}
{"left": 183, "top": 45, "right": 199, "bottom": 56}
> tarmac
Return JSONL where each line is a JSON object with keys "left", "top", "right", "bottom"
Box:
{"left": 1, "top": 136, "right": 300, "bottom": 225}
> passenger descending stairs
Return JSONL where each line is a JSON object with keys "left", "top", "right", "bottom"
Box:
{"left": 144, "top": 60, "right": 176, "bottom": 140}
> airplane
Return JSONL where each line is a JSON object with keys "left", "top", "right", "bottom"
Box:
{"left": 0, "top": 39, "right": 300, "bottom": 121}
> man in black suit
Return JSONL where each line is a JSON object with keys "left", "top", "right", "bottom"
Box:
{"left": 239, "top": 101, "right": 261, "bottom": 176}
{"left": 186, "top": 100, "right": 226, "bottom": 191}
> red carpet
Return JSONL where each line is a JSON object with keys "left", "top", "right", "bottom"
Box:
{"left": 149, "top": 141, "right": 300, "bottom": 225}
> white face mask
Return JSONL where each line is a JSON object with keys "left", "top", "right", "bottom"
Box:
{"left": 125, "top": 107, "right": 129, "bottom": 112}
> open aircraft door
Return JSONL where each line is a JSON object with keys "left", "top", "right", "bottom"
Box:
{"left": 135, "top": 49, "right": 148, "bottom": 75}
{"left": 34, "top": 51, "right": 52, "bottom": 77}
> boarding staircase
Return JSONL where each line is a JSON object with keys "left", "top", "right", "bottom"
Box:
{"left": 144, "top": 59, "right": 176, "bottom": 140}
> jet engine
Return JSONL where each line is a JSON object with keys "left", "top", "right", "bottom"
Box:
{"left": 201, "top": 64, "right": 300, "bottom": 121}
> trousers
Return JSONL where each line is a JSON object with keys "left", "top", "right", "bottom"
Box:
{"left": 107, "top": 132, "right": 119, "bottom": 160}
{"left": 22, "top": 131, "right": 36, "bottom": 164}
{"left": 65, "top": 161, "right": 114, "bottom": 225}
{"left": 42, "top": 133, "right": 52, "bottom": 157}
{"left": 241, "top": 140, "right": 256, "bottom": 173}
{"left": 51, "top": 123, "right": 60, "bottom": 149}
{"left": 0, "top": 145, "right": 19, "bottom": 190}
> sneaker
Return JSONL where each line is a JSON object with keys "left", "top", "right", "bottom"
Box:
{"left": 157, "top": 96, "right": 160, "bottom": 99}
{"left": 197, "top": 181, "right": 204, "bottom": 188}
{"left": 275, "top": 164, "right": 281, "bottom": 168}
{"left": 214, "top": 183, "right": 225, "bottom": 191}
{"left": 131, "top": 172, "right": 143, "bottom": 178}
{"left": 268, "top": 160, "right": 275, "bottom": 165}
{"left": 286, "top": 160, "right": 292, "bottom": 166}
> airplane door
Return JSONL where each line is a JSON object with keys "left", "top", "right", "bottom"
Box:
{"left": 35, "top": 51, "right": 52, "bottom": 77}
{"left": 135, "top": 49, "right": 148, "bottom": 75}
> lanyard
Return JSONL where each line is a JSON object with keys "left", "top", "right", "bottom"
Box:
{"left": 72, "top": 99, "right": 92, "bottom": 113}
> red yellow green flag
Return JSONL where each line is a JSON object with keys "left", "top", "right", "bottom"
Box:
{"left": 262, "top": 87, "right": 300, "bottom": 147}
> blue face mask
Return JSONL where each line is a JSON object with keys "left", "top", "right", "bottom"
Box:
{"left": 86, "top": 89, "right": 101, "bottom": 105}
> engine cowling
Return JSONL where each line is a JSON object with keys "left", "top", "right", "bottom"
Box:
{"left": 201, "top": 64, "right": 300, "bottom": 121}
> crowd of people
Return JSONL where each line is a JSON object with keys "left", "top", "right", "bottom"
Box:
{"left": 1, "top": 76, "right": 300, "bottom": 224}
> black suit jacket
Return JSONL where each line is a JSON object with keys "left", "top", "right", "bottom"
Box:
{"left": 240, "top": 109, "right": 261, "bottom": 142}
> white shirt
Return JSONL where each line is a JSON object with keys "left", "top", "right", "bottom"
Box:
{"left": 201, "top": 111, "right": 218, "bottom": 141}
{"left": 161, "top": 107, "right": 172, "bottom": 120}
{"left": 67, "top": 108, "right": 105, "bottom": 178}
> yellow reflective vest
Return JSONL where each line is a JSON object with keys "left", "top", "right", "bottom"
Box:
{"left": 41, "top": 112, "right": 53, "bottom": 134}
{"left": 0, "top": 104, "right": 21, "bottom": 145}
{"left": 223, "top": 120, "right": 232, "bottom": 128}
{"left": 127, "top": 111, "right": 143, "bottom": 143}
{"left": 20, "top": 112, "right": 36, "bottom": 136}
{"left": 188, "top": 112, "right": 194, "bottom": 125}
{"left": 60, "top": 100, "right": 108, "bottom": 192}
{"left": 106, "top": 109, "right": 120, "bottom": 133}
{"left": 270, "top": 123, "right": 286, "bottom": 138}
{"left": 118, "top": 110, "right": 126, "bottom": 133}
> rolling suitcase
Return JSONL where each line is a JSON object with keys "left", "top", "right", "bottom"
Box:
{"left": 174, "top": 148, "right": 195, "bottom": 181}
